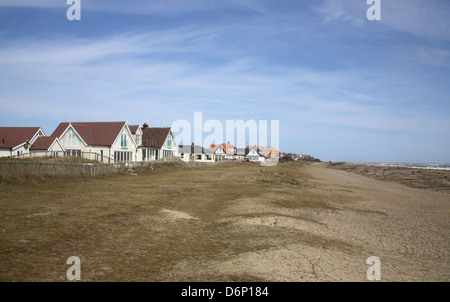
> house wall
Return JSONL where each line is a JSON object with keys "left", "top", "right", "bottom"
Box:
{"left": 86, "top": 146, "right": 112, "bottom": 163}
{"left": 161, "top": 132, "right": 179, "bottom": 158}
{"left": 179, "top": 152, "right": 214, "bottom": 162}
{"left": 214, "top": 148, "right": 224, "bottom": 161}
{"left": 59, "top": 128, "right": 89, "bottom": 153}
{"left": 141, "top": 148, "right": 160, "bottom": 162}
{"left": 30, "top": 141, "right": 65, "bottom": 157}
{"left": 111, "top": 126, "right": 137, "bottom": 163}
{"left": 180, "top": 153, "right": 190, "bottom": 162}
{"left": 13, "top": 145, "right": 30, "bottom": 157}
{"left": 246, "top": 149, "right": 264, "bottom": 162}
{"left": 0, "top": 149, "right": 11, "bottom": 157}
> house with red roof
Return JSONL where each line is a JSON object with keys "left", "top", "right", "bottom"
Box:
{"left": 0, "top": 127, "right": 45, "bottom": 157}
{"left": 51, "top": 121, "right": 138, "bottom": 163}
{"left": 29, "top": 136, "right": 65, "bottom": 156}
{"left": 222, "top": 141, "right": 236, "bottom": 160}
{"left": 209, "top": 144, "right": 226, "bottom": 161}
{"left": 140, "top": 123, "right": 179, "bottom": 161}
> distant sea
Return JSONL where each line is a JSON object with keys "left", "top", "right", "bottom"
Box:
{"left": 356, "top": 162, "right": 450, "bottom": 171}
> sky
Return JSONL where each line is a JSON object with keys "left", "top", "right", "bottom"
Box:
{"left": 0, "top": 0, "right": 449, "bottom": 163}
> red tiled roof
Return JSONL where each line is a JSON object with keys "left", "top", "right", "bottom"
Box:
{"left": 222, "top": 142, "right": 236, "bottom": 155}
{"left": 141, "top": 127, "right": 171, "bottom": 148}
{"left": 30, "top": 137, "right": 59, "bottom": 150}
{"left": 209, "top": 144, "right": 224, "bottom": 152}
{"left": 0, "top": 127, "right": 42, "bottom": 149}
{"left": 51, "top": 122, "right": 126, "bottom": 146}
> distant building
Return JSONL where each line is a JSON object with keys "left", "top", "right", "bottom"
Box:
{"left": 209, "top": 144, "right": 226, "bottom": 162}
{"left": 179, "top": 143, "right": 215, "bottom": 163}
{"left": 0, "top": 127, "right": 45, "bottom": 157}
{"left": 245, "top": 146, "right": 264, "bottom": 162}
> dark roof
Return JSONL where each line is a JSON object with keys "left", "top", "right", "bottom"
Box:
{"left": 179, "top": 145, "right": 213, "bottom": 154}
{"left": 30, "top": 137, "right": 59, "bottom": 150}
{"left": 51, "top": 122, "right": 126, "bottom": 146}
{"left": 0, "top": 127, "right": 42, "bottom": 149}
{"left": 128, "top": 125, "right": 140, "bottom": 134}
{"left": 141, "top": 127, "right": 171, "bottom": 148}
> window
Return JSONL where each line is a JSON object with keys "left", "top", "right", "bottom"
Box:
{"left": 196, "top": 154, "right": 202, "bottom": 160}
{"left": 114, "top": 151, "right": 133, "bottom": 162}
{"left": 121, "top": 134, "right": 127, "bottom": 148}
{"left": 135, "top": 135, "right": 142, "bottom": 146}
{"left": 167, "top": 136, "right": 172, "bottom": 148}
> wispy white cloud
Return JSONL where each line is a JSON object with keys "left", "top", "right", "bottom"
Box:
{"left": 1, "top": 1, "right": 449, "bottom": 162}
{"left": 1, "top": 26, "right": 446, "bottom": 136}
{"left": 314, "top": 0, "right": 450, "bottom": 40}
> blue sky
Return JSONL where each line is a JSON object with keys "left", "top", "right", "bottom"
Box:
{"left": 0, "top": 0, "right": 449, "bottom": 163}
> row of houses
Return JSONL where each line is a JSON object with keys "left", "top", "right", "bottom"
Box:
{"left": 0, "top": 122, "right": 280, "bottom": 164}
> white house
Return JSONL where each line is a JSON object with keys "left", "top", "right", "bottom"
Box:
{"left": 51, "top": 121, "right": 138, "bottom": 163}
{"left": 245, "top": 147, "right": 264, "bottom": 162}
{"left": 209, "top": 144, "right": 226, "bottom": 162}
{"left": 29, "top": 136, "right": 65, "bottom": 156}
{"left": 129, "top": 125, "right": 143, "bottom": 161}
{"left": 140, "top": 125, "right": 179, "bottom": 162}
{"left": 0, "top": 127, "right": 45, "bottom": 157}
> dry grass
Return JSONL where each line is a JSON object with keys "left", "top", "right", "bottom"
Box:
{"left": 0, "top": 161, "right": 318, "bottom": 281}
{"left": 1, "top": 161, "right": 448, "bottom": 282}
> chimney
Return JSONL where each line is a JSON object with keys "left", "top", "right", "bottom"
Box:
{"left": 143, "top": 123, "right": 149, "bottom": 129}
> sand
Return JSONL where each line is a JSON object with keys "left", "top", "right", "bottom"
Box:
{"left": 1, "top": 161, "right": 449, "bottom": 282}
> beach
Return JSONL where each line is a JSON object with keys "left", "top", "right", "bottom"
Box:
{"left": 0, "top": 161, "right": 449, "bottom": 281}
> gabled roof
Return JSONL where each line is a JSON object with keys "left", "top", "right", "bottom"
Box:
{"left": 141, "top": 127, "right": 171, "bottom": 148}
{"left": 0, "top": 127, "right": 42, "bottom": 149}
{"left": 128, "top": 125, "right": 140, "bottom": 134}
{"left": 222, "top": 142, "right": 236, "bottom": 155}
{"left": 30, "top": 136, "right": 61, "bottom": 151}
{"left": 52, "top": 122, "right": 127, "bottom": 146}
{"left": 209, "top": 144, "right": 225, "bottom": 153}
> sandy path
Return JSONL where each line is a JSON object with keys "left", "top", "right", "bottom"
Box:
{"left": 193, "top": 163, "right": 450, "bottom": 281}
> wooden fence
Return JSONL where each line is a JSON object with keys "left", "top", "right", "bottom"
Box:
{"left": 0, "top": 157, "right": 240, "bottom": 181}
{"left": 0, "top": 161, "right": 130, "bottom": 179}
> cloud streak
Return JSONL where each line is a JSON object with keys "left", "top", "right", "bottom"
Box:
{"left": 0, "top": 1, "right": 449, "bottom": 162}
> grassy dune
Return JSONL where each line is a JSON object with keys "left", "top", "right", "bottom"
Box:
{"left": 0, "top": 161, "right": 449, "bottom": 281}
